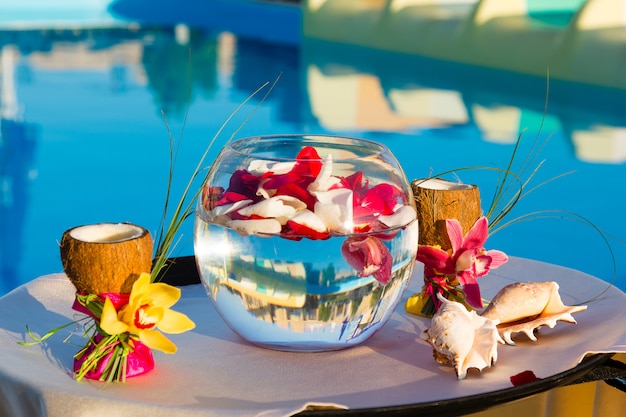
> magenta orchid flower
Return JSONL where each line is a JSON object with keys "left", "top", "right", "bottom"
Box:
{"left": 341, "top": 236, "right": 393, "bottom": 285}
{"left": 416, "top": 216, "right": 508, "bottom": 309}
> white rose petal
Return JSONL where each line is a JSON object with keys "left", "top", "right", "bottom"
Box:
{"left": 256, "top": 179, "right": 273, "bottom": 200}
{"left": 226, "top": 218, "right": 282, "bottom": 236}
{"left": 378, "top": 205, "right": 417, "bottom": 228}
{"left": 290, "top": 209, "right": 328, "bottom": 233}
{"left": 209, "top": 200, "right": 253, "bottom": 224}
{"left": 314, "top": 188, "right": 354, "bottom": 233}
{"left": 276, "top": 195, "right": 308, "bottom": 211}
{"left": 248, "top": 159, "right": 295, "bottom": 176}
{"left": 315, "top": 204, "right": 345, "bottom": 233}
{"left": 308, "top": 154, "right": 341, "bottom": 192}
{"left": 238, "top": 196, "right": 306, "bottom": 224}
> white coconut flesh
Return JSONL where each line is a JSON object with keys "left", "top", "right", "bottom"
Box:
{"left": 70, "top": 223, "right": 145, "bottom": 243}
{"left": 60, "top": 223, "right": 153, "bottom": 294}
{"left": 417, "top": 178, "right": 474, "bottom": 191}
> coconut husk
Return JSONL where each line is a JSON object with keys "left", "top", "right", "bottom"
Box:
{"left": 60, "top": 223, "right": 153, "bottom": 294}
{"left": 412, "top": 178, "right": 482, "bottom": 251}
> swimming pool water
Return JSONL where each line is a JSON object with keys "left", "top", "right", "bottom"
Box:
{"left": 1, "top": 9, "right": 626, "bottom": 296}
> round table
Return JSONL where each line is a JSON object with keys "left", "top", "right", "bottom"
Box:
{"left": 1, "top": 257, "right": 625, "bottom": 417}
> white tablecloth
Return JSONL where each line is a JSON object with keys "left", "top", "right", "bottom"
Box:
{"left": 1, "top": 257, "right": 625, "bottom": 417}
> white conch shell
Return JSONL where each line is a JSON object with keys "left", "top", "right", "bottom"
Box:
{"left": 481, "top": 281, "right": 587, "bottom": 345}
{"left": 421, "top": 294, "right": 503, "bottom": 380}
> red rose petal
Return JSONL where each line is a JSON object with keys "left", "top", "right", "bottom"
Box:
{"left": 510, "top": 370, "right": 541, "bottom": 386}
{"left": 275, "top": 182, "right": 317, "bottom": 211}
{"left": 222, "top": 169, "right": 262, "bottom": 203}
{"left": 216, "top": 191, "right": 251, "bottom": 206}
{"left": 360, "top": 183, "right": 403, "bottom": 215}
{"left": 294, "top": 146, "right": 323, "bottom": 177}
{"left": 284, "top": 220, "right": 331, "bottom": 240}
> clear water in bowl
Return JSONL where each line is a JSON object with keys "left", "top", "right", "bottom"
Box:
{"left": 194, "top": 218, "right": 418, "bottom": 351}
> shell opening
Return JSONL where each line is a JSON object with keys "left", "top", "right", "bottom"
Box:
{"left": 423, "top": 295, "right": 502, "bottom": 380}
{"left": 480, "top": 281, "right": 588, "bottom": 346}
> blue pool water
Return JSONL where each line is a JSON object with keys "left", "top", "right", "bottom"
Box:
{"left": 1, "top": 3, "right": 626, "bottom": 296}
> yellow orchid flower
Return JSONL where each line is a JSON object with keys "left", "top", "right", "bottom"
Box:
{"left": 100, "top": 273, "right": 195, "bottom": 354}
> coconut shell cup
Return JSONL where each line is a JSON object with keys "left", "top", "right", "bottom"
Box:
{"left": 412, "top": 178, "right": 482, "bottom": 251}
{"left": 60, "top": 223, "right": 153, "bottom": 295}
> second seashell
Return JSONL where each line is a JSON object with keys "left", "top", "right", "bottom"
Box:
{"left": 481, "top": 281, "right": 587, "bottom": 345}
{"left": 421, "top": 294, "right": 503, "bottom": 380}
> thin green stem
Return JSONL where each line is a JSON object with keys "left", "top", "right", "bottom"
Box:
{"left": 490, "top": 209, "right": 619, "bottom": 304}
{"left": 151, "top": 77, "right": 280, "bottom": 281}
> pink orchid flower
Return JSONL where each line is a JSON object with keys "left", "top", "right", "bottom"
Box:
{"left": 416, "top": 216, "right": 508, "bottom": 309}
{"left": 341, "top": 235, "right": 393, "bottom": 285}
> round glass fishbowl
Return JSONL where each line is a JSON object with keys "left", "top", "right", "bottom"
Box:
{"left": 194, "top": 135, "right": 418, "bottom": 351}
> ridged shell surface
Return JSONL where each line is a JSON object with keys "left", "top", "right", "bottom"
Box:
{"left": 481, "top": 282, "right": 587, "bottom": 345}
{"left": 421, "top": 295, "right": 503, "bottom": 380}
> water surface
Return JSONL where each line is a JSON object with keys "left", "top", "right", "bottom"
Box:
{"left": 1, "top": 10, "right": 625, "bottom": 296}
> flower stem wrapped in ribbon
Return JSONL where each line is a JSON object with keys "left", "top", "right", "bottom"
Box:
{"left": 69, "top": 273, "right": 195, "bottom": 382}
{"left": 406, "top": 216, "right": 508, "bottom": 317}
{"left": 20, "top": 224, "right": 195, "bottom": 383}
{"left": 99, "top": 273, "right": 195, "bottom": 355}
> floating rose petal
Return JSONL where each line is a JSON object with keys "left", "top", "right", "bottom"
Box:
{"left": 262, "top": 173, "right": 310, "bottom": 192}
{"left": 275, "top": 182, "right": 317, "bottom": 211}
{"left": 237, "top": 195, "right": 307, "bottom": 225}
{"left": 289, "top": 210, "right": 328, "bottom": 234}
{"left": 308, "top": 154, "right": 341, "bottom": 192}
{"left": 339, "top": 171, "right": 368, "bottom": 197}
{"left": 215, "top": 191, "right": 252, "bottom": 206}
{"left": 341, "top": 236, "right": 393, "bottom": 285}
{"left": 210, "top": 199, "right": 253, "bottom": 218}
{"left": 205, "top": 146, "right": 414, "bottom": 265}
{"left": 292, "top": 146, "right": 323, "bottom": 178}
{"left": 255, "top": 179, "right": 274, "bottom": 200}
{"left": 248, "top": 159, "right": 295, "bottom": 176}
{"left": 284, "top": 210, "right": 330, "bottom": 240}
{"left": 226, "top": 218, "right": 282, "bottom": 236}
{"left": 260, "top": 148, "right": 322, "bottom": 200}
{"left": 284, "top": 222, "right": 331, "bottom": 240}
{"left": 335, "top": 172, "right": 405, "bottom": 232}
{"left": 378, "top": 205, "right": 417, "bottom": 229}
{"left": 314, "top": 188, "right": 354, "bottom": 234}
{"left": 355, "top": 183, "right": 404, "bottom": 218}
{"left": 223, "top": 169, "right": 263, "bottom": 203}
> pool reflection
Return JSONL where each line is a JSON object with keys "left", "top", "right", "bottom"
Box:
{"left": 0, "top": 23, "right": 624, "bottom": 295}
